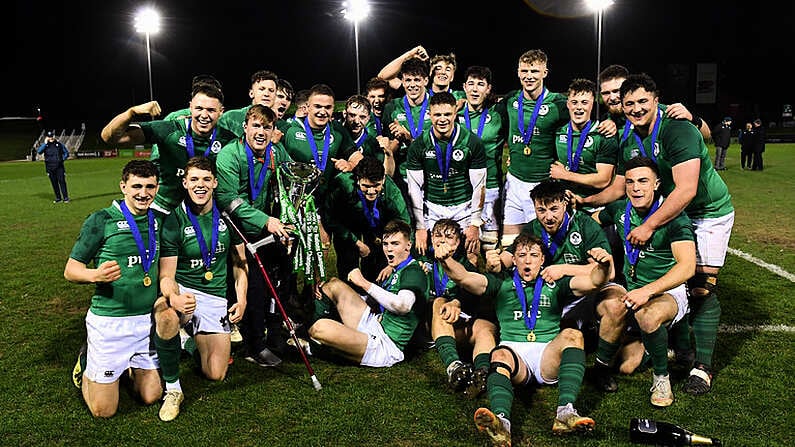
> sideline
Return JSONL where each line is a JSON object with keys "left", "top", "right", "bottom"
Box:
{"left": 719, "top": 324, "right": 795, "bottom": 333}
{"left": 728, "top": 247, "right": 795, "bottom": 283}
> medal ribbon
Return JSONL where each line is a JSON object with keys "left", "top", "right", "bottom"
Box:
{"left": 621, "top": 119, "right": 633, "bottom": 143}
{"left": 432, "top": 261, "right": 450, "bottom": 298}
{"left": 245, "top": 140, "right": 272, "bottom": 201}
{"left": 566, "top": 120, "right": 593, "bottom": 172}
{"left": 540, "top": 212, "right": 570, "bottom": 259}
{"left": 185, "top": 202, "right": 220, "bottom": 272}
{"left": 356, "top": 189, "right": 380, "bottom": 230}
{"left": 380, "top": 256, "right": 414, "bottom": 313}
{"left": 463, "top": 104, "right": 488, "bottom": 138}
{"left": 185, "top": 119, "right": 217, "bottom": 157}
{"left": 632, "top": 108, "right": 662, "bottom": 163}
{"left": 354, "top": 128, "right": 368, "bottom": 149}
{"left": 517, "top": 87, "right": 547, "bottom": 146}
{"left": 623, "top": 197, "right": 661, "bottom": 268}
{"left": 513, "top": 269, "right": 544, "bottom": 332}
{"left": 303, "top": 117, "right": 330, "bottom": 171}
{"left": 403, "top": 94, "right": 429, "bottom": 138}
{"left": 119, "top": 201, "right": 156, "bottom": 276}
{"left": 374, "top": 115, "right": 382, "bottom": 135}
{"left": 430, "top": 125, "right": 458, "bottom": 185}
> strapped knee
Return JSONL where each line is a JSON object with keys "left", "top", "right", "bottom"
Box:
{"left": 480, "top": 231, "right": 499, "bottom": 251}
{"left": 500, "top": 233, "right": 518, "bottom": 248}
{"left": 489, "top": 346, "right": 519, "bottom": 378}
{"left": 687, "top": 273, "right": 718, "bottom": 297}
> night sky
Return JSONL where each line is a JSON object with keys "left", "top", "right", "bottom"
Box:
{"left": 8, "top": 0, "right": 793, "bottom": 128}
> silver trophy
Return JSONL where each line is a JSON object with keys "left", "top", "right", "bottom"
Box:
{"left": 278, "top": 161, "right": 322, "bottom": 210}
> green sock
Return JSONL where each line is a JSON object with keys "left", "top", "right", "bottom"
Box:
{"left": 557, "top": 347, "right": 585, "bottom": 407}
{"left": 474, "top": 353, "right": 491, "bottom": 371}
{"left": 183, "top": 336, "right": 197, "bottom": 356}
{"left": 641, "top": 326, "right": 669, "bottom": 376}
{"left": 435, "top": 336, "right": 459, "bottom": 368}
{"left": 155, "top": 332, "right": 181, "bottom": 384}
{"left": 595, "top": 337, "right": 620, "bottom": 367}
{"left": 313, "top": 296, "right": 334, "bottom": 323}
{"left": 690, "top": 293, "right": 721, "bottom": 368}
{"left": 669, "top": 318, "right": 692, "bottom": 352}
{"left": 486, "top": 372, "right": 514, "bottom": 420}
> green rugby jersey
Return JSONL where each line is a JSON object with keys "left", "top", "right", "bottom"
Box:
{"left": 160, "top": 202, "right": 240, "bottom": 297}
{"left": 215, "top": 138, "right": 292, "bottom": 238}
{"left": 382, "top": 95, "right": 432, "bottom": 179}
{"left": 616, "top": 111, "right": 734, "bottom": 219}
{"left": 496, "top": 89, "right": 569, "bottom": 182}
{"left": 324, "top": 172, "right": 409, "bottom": 245}
{"left": 509, "top": 210, "right": 611, "bottom": 265}
{"left": 217, "top": 105, "right": 250, "bottom": 137}
{"left": 69, "top": 200, "right": 162, "bottom": 317}
{"left": 379, "top": 259, "right": 428, "bottom": 350}
{"left": 484, "top": 273, "right": 575, "bottom": 343}
{"left": 139, "top": 118, "right": 237, "bottom": 211}
{"left": 457, "top": 104, "right": 507, "bottom": 189}
{"left": 405, "top": 124, "right": 487, "bottom": 207}
{"left": 598, "top": 198, "right": 695, "bottom": 291}
{"left": 553, "top": 120, "right": 618, "bottom": 199}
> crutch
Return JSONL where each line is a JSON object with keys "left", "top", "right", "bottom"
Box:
{"left": 222, "top": 204, "right": 321, "bottom": 391}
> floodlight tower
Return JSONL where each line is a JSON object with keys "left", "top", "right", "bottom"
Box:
{"left": 587, "top": 0, "right": 614, "bottom": 119}
{"left": 342, "top": 0, "right": 370, "bottom": 95}
{"left": 134, "top": 7, "right": 161, "bottom": 102}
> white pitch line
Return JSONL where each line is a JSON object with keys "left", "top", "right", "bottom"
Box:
{"left": 719, "top": 324, "right": 795, "bottom": 333}
{"left": 728, "top": 247, "right": 795, "bottom": 283}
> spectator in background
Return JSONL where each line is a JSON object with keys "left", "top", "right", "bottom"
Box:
{"left": 37, "top": 130, "right": 70, "bottom": 203}
{"left": 751, "top": 118, "right": 765, "bottom": 171}
{"left": 739, "top": 122, "right": 755, "bottom": 170}
{"left": 712, "top": 117, "right": 732, "bottom": 170}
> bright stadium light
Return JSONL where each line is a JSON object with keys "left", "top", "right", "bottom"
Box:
{"left": 134, "top": 7, "right": 161, "bottom": 102}
{"left": 342, "top": 0, "right": 370, "bottom": 95}
{"left": 587, "top": 0, "right": 613, "bottom": 119}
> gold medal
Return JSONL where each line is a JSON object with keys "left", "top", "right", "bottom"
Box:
{"left": 204, "top": 271, "right": 214, "bottom": 281}
{"left": 443, "top": 182, "right": 448, "bottom": 193}
{"left": 523, "top": 145, "right": 532, "bottom": 156}
{"left": 527, "top": 331, "right": 536, "bottom": 342}
{"left": 142, "top": 275, "right": 152, "bottom": 287}
{"left": 629, "top": 265, "right": 636, "bottom": 280}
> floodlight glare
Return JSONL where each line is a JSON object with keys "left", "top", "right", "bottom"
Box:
{"left": 134, "top": 8, "right": 160, "bottom": 35}
{"left": 342, "top": 0, "right": 370, "bottom": 23}
{"left": 586, "top": 0, "right": 614, "bottom": 12}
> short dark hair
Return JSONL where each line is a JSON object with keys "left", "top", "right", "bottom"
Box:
{"left": 122, "top": 159, "right": 158, "bottom": 182}
{"left": 382, "top": 219, "right": 412, "bottom": 241}
{"left": 464, "top": 66, "right": 492, "bottom": 85}
{"left": 308, "top": 83, "right": 335, "bottom": 100}
{"left": 620, "top": 73, "right": 657, "bottom": 100}
{"left": 184, "top": 155, "right": 216, "bottom": 177}
{"left": 276, "top": 79, "right": 295, "bottom": 101}
{"left": 353, "top": 155, "right": 385, "bottom": 182}
{"left": 598, "top": 64, "right": 629, "bottom": 85}
{"left": 192, "top": 74, "right": 222, "bottom": 91}
{"left": 250, "top": 70, "right": 278, "bottom": 86}
{"left": 624, "top": 155, "right": 660, "bottom": 177}
{"left": 192, "top": 83, "right": 224, "bottom": 105}
{"left": 400, "top": 57, "right": 429, "bottom": 79}
{"left": 513, "top": 233, "right": 546, "bottom": 258}
{"left": 567, "top": 78, "right": 596, "bottom": 98}
{"left": 429, "top": 91, "right": 456, "bottom": 108}
{"left": 431, "top": 218, "right": 461, "bottom": 239}
{"left": 530, "top": 179, "right": 569, "bottom": 208}
{"left": 293, "top": 89, "right": 311, "bottom": 107}
{"left": 366, "top": 77, "right": 390, "bottom": 93}
{"left": 345, "top": 94, "right": 372, "bottom": 114}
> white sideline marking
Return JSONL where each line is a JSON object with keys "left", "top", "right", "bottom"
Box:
{"left": 728, "top": 247, "right": 795, "bottom": 283}
{"left": 719, "top": 324, "right": 795, "bottom": 333}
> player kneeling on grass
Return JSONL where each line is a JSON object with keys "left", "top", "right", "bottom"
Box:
{"left": 65, "top": 160, "right": 163, "bottom": 418}
{"left": 590, "top": 156, "right": 696, "bottom": 408}
{"left": 154, "top": 156, "right": 248, "bottom": 421}
{"left": 307, "top": 219, "right": 427, "bottom": 367}
{"left": 437, "top": 232, "right": 611, "bottom": 446}
{"left": 426, "top": 218, "right": 497, "bottom": 397}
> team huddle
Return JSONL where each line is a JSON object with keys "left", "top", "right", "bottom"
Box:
{"left": 65, "top": 46, "right": 733, "bottom": 446}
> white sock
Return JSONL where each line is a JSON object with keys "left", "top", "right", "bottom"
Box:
{"left": 165, "top": 380, "right": 182, "bottom": 393}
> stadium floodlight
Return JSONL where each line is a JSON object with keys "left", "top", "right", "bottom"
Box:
{"left": 134, "top": 7, "right": 161, "bottom": 102}
{"left": 586, "top": 0, "right": 613, "bottom": 119}
{"left": 342, "top": 0, "right": 370, "bottom": 95}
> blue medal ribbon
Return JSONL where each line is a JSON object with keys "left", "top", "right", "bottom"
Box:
{"left": 620, "top": 119, "right": 633, "bottom": 143}
{"left": 430, "top": 125, "right": 458, "bottom": 186}
{"left": 432, "top": 261, "right": 449, "bottom": 298}
{"left": 244, "top": 140, "right": 271, "bottom": 201}
{"left": 403, "top": 94, "right": 429, "bottom": 139}
{"left": 540, "top": 212, "right": 570, "bottom": 259}
{"left": 303, "top": 117, "right": 330, "bottom": 171}
{"left": 513, "top": 269, "right": 544, "bottom": 334}
{"left": 463, "top": 104, "right": 488, "bottom": 138}
{"left": 517, "top": 88, "right": 547, "bottom": 146}
{"left": 379, "top": 256, "right": 414, "bottom": 313}
{"left": 623, "top": 197, "right": 661, "bottom": 269}
{"left": 119, "top": 200, "right": 156, "bottom": 277}
{"left": 632, "top": 108, "right": 662, "bottom": 163}
{"left": 185, "top": 119, "right": 217, "bottom": 157}
{"left": 566, "top": 120, "right": 593, "bottom": 172}
{"left": 374, "top": 115, "right": 382, "bottom": 136}
{"left": 354, "top": 128, "right": 368, "bottom": 149}
{"left": 185, "top": 202, "right": 220, "bottom": 273}
{"left": 356, "top": 189, "right": 380, "bottom": 230}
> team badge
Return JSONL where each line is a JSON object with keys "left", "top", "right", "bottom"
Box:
{"left": 569, "top": 231, "right": 582, "bottom": 245}
{"left": 452, "top": 149, "right": 464, "bottom": 161}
